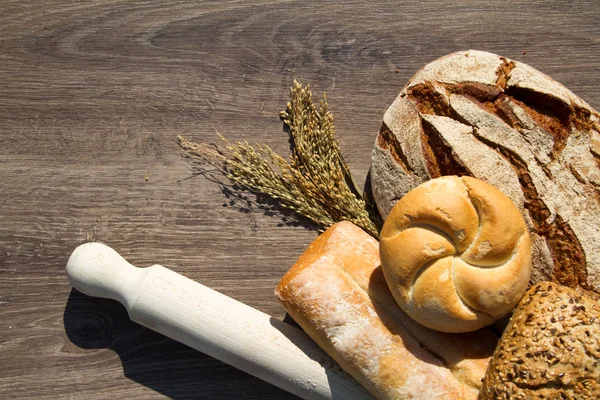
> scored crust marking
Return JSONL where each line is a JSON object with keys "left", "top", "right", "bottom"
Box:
{"left": 424, "top": 243, "right": 452, "bottom": 258}
{"left": 502, "top": 100, "right": 555, "bottom": 164}
{"left": 547, "top": 215, "right": 589, "bottom": 289}
{"left": 476, "top": 240, "right": 493, "bottom": 256}
{"left": 404, "top": 50, "right": 503, "bottom": 89}
{"left": 589, "top": 130, "right": 600, "bottom": 172}
{"left": 376, "top": 122, "right": 410, "bottom": 173}
{"left": 399, "top": 221, "right": 458, "bottom": 249}
{"left": 441, "top": 91, "right": 591, "bottom": 289}
{"left": 410, "top": 80, "right": 573, "bottom": 163}
{"left": 385, "top": 222, "right": 459, "bottom": 303}
{"left": 504, "top": 87, "right": 572, "bottom": 160}
{"left": 471, "top": 133, "right": 589, "bottom": 289}
{"left": 420, "top": 117, "right": 471, "bottom": 178}
{"left": 406, "top": 81, "right": 452, "bottom": 117}
{"left": 404, "top": 64, "right": 596, "bottom": 164}
{"left": 570, "top": 163, "right": 587, "bottom": 185}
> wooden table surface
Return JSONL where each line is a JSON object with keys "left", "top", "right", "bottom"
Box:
{"left": 1, "top": 0, "right": 599, "bottom": 398}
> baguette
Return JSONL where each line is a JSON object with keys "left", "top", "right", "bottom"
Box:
{"left": 276, "top": 221, "right": 498, "bottom": 399}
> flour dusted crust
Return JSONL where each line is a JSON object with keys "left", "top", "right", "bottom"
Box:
{"left": 371, "top": 50, "right": 600, "bottom": 293}
{"left": 276, "top": 221, "right": 499, "bottom": 400}
{"left": 379, "top": 176, "right": 532, "bottom": 333}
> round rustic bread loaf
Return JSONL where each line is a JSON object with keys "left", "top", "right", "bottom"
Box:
{"left": 379, "top": 176, "right": 531, "bottom": 333}
{"left": 371, "top": 50, "right": 600, "bottom": 294}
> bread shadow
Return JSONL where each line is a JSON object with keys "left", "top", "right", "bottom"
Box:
{"left": 63, "top": 288, "right": 298, "bottom": 400}
{"left": 366, "top": 265, "right": 498, "bottom": 368}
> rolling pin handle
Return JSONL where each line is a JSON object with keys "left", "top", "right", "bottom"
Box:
{"left": 66, "top": 242, "right": 143, "bottom": 309}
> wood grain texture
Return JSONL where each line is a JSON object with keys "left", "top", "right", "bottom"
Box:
{"left": 0, "top": 0, "right": 598, "bottom": 398}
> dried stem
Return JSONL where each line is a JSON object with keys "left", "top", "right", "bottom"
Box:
{"left": 178, "top": 81, "right": 381, "bottom": 237}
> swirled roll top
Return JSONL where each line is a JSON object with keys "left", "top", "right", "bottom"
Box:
{"left": 380, "top": 176, "right": 532, "bottom": 333}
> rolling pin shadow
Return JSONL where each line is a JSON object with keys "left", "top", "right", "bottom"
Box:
{"left": 63, "top": 288, "right": 296, "bottom": 398}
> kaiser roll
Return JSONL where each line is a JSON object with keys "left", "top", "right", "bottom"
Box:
{"left": 370, "top": 50, "right": 600, "bottom": 294}
{"left": 379, "top": 176, "right": 532, "bottom": 333}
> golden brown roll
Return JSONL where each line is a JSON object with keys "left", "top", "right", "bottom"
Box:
{"left": 380, "top": 176, "right": 532, "bottom": 332}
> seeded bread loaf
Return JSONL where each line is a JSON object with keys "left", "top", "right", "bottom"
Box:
{"left": 276, "top": 221, "right": 498, "bottom": 399}
{"left": 370, "top": 50, "right": 600, "bottom": 293}
{"left": 479, "top": 282, "right": 600, "bottom": 399}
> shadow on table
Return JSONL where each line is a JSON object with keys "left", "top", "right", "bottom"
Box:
{"left": 63, "top": 288, "right": 298, "bottom": 400}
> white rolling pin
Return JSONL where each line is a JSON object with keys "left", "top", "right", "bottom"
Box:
{"left": 66, "top": 242, "right": 372, "bottom": 400}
